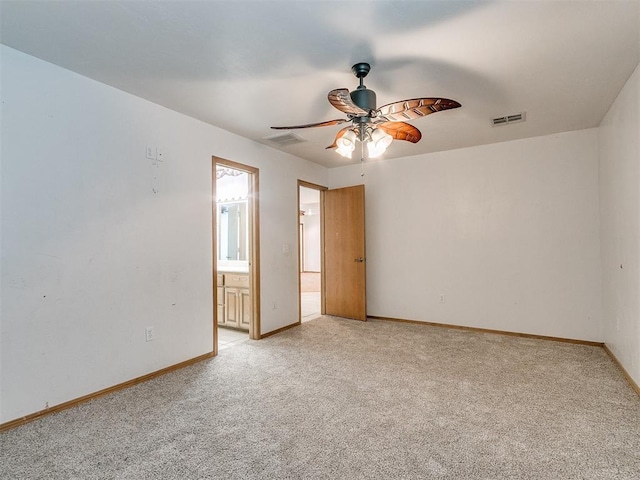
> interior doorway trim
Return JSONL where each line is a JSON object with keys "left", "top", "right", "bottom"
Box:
{"left": 213, "top": 157, "right": 261, "bottom": 355}
{"left": 297, "top": 180, "right": 328, "bottom": 322}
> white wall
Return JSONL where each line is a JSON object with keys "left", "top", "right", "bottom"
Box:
{"left": 599, "top": 63, "right": 640, "bottom": 386}
{"left": 329, "top": 129, "right": 603, "bottom": 342}
{"left": 0, "top": 46, "right": 327, "bottom": 423}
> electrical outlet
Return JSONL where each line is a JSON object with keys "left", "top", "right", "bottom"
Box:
{"left": 145, "top": 326, "right": 154, "bottom": 342}
{"left": 439, "top": 294, "right": 446, "bottom": 304}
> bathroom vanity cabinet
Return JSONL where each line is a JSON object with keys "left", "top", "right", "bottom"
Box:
{"left": 217, "top": 272, "right": 251, "bottom": 331}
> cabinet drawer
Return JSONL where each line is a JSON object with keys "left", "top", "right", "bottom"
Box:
{"left": 225, "top": 274, "right": 249, "bottom": 288}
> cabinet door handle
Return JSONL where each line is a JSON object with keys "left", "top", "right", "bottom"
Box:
{"left": 354, "top": 257, "right": 365, "bottom": 263}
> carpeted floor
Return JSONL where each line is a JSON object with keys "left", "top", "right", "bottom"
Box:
{"left": 2, "top": 316, "right": 639, "bottom": 479}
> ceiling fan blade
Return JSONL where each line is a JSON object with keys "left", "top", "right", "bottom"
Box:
{"left": 376, "top": 122, "right": 422, "bottom": 143}
{"left": 271, "top": 119, "right": 347, "bottom": 130}
{"left": 377, "top": 98, "right": 461, "bottom": 122}
{"left": 325, "top": 126, "right": 354, "bottom": 149}
{"left": 328, "top": 89, "right": 369, "bottom": 116}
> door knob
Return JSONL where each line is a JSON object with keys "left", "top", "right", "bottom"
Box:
{"left": 354, "top": 257, "right": 365, "bottom": 263}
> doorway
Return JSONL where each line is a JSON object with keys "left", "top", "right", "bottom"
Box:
{"left": 298, "top": 181, "right": 326, "bottom": 322}
{"left": 213, "top": 158, "right": 260, "bottom": 354}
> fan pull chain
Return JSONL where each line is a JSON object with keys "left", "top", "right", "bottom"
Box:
{"left": 360, "top": 139, "right": 365, "bottom": 177}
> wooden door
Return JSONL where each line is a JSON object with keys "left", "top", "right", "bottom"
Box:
{"left": 323, "top": 185, "right": 366, "bottom": 321}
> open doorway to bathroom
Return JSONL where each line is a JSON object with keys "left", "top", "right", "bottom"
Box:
{"left": 213, "top": 158, "right": 260, "bottom": 354}
{"left": 298, "top": 181, "right": 326, "bottom": 322}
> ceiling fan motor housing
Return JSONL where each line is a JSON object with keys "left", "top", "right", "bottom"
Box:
{"left": 350, "top": 87, "right": 376, "bottom": 112}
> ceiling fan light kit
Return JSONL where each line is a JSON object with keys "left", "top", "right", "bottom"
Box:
{"left": 368, "top": 128, "right": 393, "bottom": 158}
{"left": 271, "top": 62, "right": 461, "bottom": 161}
{"left": 336, "top": 130, "right": 357, "bottom": 158}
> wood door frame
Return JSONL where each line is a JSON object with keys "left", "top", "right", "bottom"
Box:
{"left": 297, "top": 180, "right": 328, "bottom": 322}
{"left": 213, "top": 157, "right": 261, "bottom": 355}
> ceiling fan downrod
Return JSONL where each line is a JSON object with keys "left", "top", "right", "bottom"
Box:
{"left": 350, "top": 62, "right": 376, "bottom": 113}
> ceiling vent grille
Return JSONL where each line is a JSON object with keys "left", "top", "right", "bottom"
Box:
{"left": 492, "top": 112, "right": 526, "bottom": 127}
{"left": 263, "top": 132, "right": 308, "bottom": 147}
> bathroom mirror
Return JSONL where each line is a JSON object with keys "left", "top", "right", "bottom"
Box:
{"left": 218, "top": 200, "right": 248, "bottom": 264}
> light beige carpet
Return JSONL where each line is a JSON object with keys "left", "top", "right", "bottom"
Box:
{"left": 2, "top": 316, "right": 639, "bottom": 479}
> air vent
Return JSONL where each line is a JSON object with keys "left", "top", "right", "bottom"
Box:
{"left": 263, "top": 132, "right": 308, "bottom": 147}
{"left": 492, "top": 112, "right": 526, "bottom": 127}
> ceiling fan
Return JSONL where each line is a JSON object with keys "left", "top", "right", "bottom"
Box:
{"left": 271, "top": 62, "right": 461, "bottom": 159}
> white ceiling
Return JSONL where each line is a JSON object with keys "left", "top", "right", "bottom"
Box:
{"left": 1, "top": 1, "right": 638, "bottom": 168}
